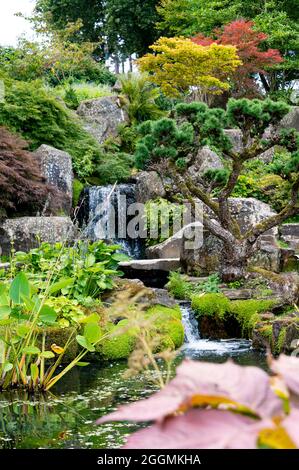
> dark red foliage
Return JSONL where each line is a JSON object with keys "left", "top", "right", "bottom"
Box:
{"left": 192, "top": 20, "right": 283, "bottom": 97}
{"left": 0, "top": 127, "right": 60, "bottom": 217}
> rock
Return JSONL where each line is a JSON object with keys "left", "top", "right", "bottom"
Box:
{"left": 181, "top": 198, "right": 280, "bottom": 274}
{"left": 224, "top": 129, "right": 244, "bottom": 153}
{"left": 146, "top": 222, "right": 202, "bottom": 259}
{"left": 77, "top": 96, "right": 128, "bottom": 144}
{"left": 34, "top": 145, "right": 73, "bottom": 214}
{"left": 279, "top": 106, "right": 299, "bottom": 131}
{"left": 135, "top": 171, "right": 166, "bottom": 203}
{"left": 0, "top": 217, "right": 77, "bottom": 256}
{"left": 188, "top": 146, "right": 224, "bottom": 181}
{"left": 120, "top": 258, "right": 180, "bottom": 272}
{"left": 280, "top": 224, "right": 299, "bottom": 251}
{"left": 119, "top": 258, "right": 180, "bottom": 288}
{"left": 259, "top": 146, "right": 276, "bottom": 163}
{"left": 150, "top": 288, "right": 177, "bottom": 308}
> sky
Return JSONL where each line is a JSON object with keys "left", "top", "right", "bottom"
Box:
{"left": 0, "top": 0, "right": 36, "bottom": 47}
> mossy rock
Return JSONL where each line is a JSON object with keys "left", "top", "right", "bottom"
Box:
{"left": 145, "top": 304, "right": 184, "bottom": 349}
{"left": 192, "top": 293, "right": 230, "bottom": 319}
{"left": 192, "top": 293, "right": 277, "bottom": 339}
{"left": 100, "top": 320, "right": 139, "bottom": 360}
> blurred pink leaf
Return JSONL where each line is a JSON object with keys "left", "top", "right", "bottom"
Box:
{"left": 97, "top": 359, "right": 281, "bottom": 425}
{"left": 271, "top": 355, "right": 299, "bottom": 396}
{"left": 282, "top": 408, "right": 299, "bottom": 447}
{"left": 123, "top": 409, "right": 272, "bottom": 449}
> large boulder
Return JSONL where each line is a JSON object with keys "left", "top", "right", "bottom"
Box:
{"left": 0, "top": 217, "right": 77, "bottom": 256}
{"left": 280, "top": 223, "right": 299, "bottom": 251}
{"left": 146, "top": 222, "right": 202, "bottom": 259}
{"left": 187, "top": 146, "right": 223, "bottom": 181}
{"left": 224, "top": 129, "right": 244, "bottom": 153}
{"left": 77, "top": 96, "right": 128, "bottom": 145}
{"left": 136, "top": 171, "right": 166, "bottom": 203}
{"left": 34, "top": 145, "right": 73, "bottom": 214}
{"left": 279, "top": 106, "right": 299, "bottom": 131}
{"left": 180, "top": 198, "right": 280, "bottom": 274}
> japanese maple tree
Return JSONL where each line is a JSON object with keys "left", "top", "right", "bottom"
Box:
{"left": 192, "top": 20, "right": 283, "bottom": 97}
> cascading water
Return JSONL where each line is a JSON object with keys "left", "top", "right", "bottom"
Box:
{"left": 180, "top": 303, "right": 254, "bottom": 359}
{"left": 79, "top": 184, "right": 143, "bottom": 258}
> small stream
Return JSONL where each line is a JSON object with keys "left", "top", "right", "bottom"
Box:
{"left": 0, "top": 303, "right": 266, "bottom": 449}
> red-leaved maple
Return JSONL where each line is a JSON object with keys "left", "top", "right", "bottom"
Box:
{"left": 192, "top": 20, "right": 283, "bottom": 97}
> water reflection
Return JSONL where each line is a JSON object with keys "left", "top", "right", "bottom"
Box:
{"left": 0, "top": 346, "right": 267, "bottom": 449}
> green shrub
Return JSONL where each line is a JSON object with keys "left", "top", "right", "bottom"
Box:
{"left": 54, "top": 82, "right": 114, "bottom": 109}
{"left": 0, "top": 78, "right": 102, "bottom": 178}
{"left": 119, "top": 73, "right": 165, "bottom": 125}
{"left": 167, "top": 272, "right": 194, "bottom": 300}
{"left": 95, "top": 152, "right": 135, "bottom": 184}
{"left": 73, "top": 178, "right": 84, "bottom": 207}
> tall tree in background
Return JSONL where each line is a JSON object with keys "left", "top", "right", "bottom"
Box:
{"left": 35, "top": 0, "right": 161, "bottom": 61}
{"left": 34, "top": 0, "right": 105, "bottom": 43}
{"left": 106, "top": 0, "right": 161, "bottom": 59}
{"left": 192, "top": 20, "right": 283, "bottom": 97}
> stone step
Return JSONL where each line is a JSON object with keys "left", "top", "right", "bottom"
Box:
{"left": 119, "top": 258, "right": 180, "bottom": 272}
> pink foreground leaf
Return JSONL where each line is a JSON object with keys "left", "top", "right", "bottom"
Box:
{"left": 271, "top": 355, "right": 299, "bottom": 396}
{"left": 282, "top": 408, "right": 299, "bottom": 447}
{"left": 97, "top": 359, "right": 281, "bottom": 425}
{"left": 123, "top": 409, "right": 272, "bottom": 449}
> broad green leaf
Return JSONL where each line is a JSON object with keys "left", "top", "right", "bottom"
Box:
{"left": 22, "top": 346, "right": 41, "bottom": 355}
{"left": 16, "top": 324, "right": 30, "bottom": 338}
{"left": 85, "top": 254, "right": 96, "bottom": 268}
{"left": 76, "top": 335, "right": 95, "bottom": 352}
{"left": 0, "top": 305, "right": 11, "bottom": 320}
{"left": 48, "top": 278, "right": 74, "bottom": 295}
{"left": 81, "top": 313, "right": 100, "bottom": 324}
{"left": 84, "top": 322, "right": 102, "bottom": 344}
{"left": 39, "top": 305, "right": 57, "bottom": 325}
{"left": 40, "top": 351, "right": 55, "bottom": 359}
{"left": 30, "top": 363, "right": 39, "bottom": 382}
{"left": 9, "top": 272, "right": 30, "bottom": 304}
{"left": 76, "top": 362, "right": 90, "bottom": 367}
{"left": 112, "top": 253, "right": 130, "bottom": 262}
{"left": 2, "top": 362, "right": 13, "bottom": 373}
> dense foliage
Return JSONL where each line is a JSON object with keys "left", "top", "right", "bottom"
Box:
{"left": 0, "top": 127, "right": 59, "bottom": 217}
{"left": 192, "top": 20, "right": 283, "bottom": 97}
{"left": 0, "top": 78, "right": 101, "bottom": 178}
{"left": 138, "top": 37, "right": 241, "bottom": 100}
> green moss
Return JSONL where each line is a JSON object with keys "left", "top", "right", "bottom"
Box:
{"left": 275, "top": 327, "right": 287, "bottom": 354}
{"left": 229, "top": 299, "right": 276, "bottom": 336}
{"left": 192, "top": 293, "right": 230, "bottom": 319}
{"left": 259, "top": 324, "right": 273, "bottom": 342}
{"left": 146, "top": 304, "right": 185, "bottom": 349}
{"left": 100, "top": 320, "right": 138, "bottom": 360}
{"left": 192, "top": 293, "right": 277, "bottom": 338}
{"left": 73, "top": 178, "right": 84, "bottom": 207}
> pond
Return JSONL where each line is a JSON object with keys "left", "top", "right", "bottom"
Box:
{"left": 0, "top": 304, "right": 267, "bottom": 449}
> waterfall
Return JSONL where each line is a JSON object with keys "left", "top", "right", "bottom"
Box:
{"left": 79, "top": 184, "right": 143, "bottom": 258}
{"left": 180, "top": 303, "right": 201, "bottom": 343}
{"left": 180, "top": 302, "right": 253, "bottom": 357}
